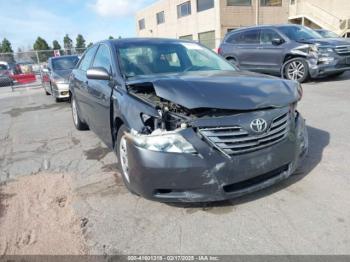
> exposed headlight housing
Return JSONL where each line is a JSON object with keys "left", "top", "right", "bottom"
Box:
{"left": 131, "top": 131, "right": 196, "bottom": 154}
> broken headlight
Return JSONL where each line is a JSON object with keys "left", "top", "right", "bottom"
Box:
{"left": 132, "top": 132, "right": 196, "bottom": 154}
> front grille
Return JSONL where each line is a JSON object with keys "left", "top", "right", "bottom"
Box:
{"left": 335, "top": 45, "right": 350, "bottom": 56}
{"left": 199, "top": 112, "right": 290, "bottom": 156}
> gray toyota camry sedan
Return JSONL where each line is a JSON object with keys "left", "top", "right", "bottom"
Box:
{"left": 69, "top": 38, "right": 308, "bottom": 202}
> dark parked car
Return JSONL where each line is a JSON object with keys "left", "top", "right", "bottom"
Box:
{"left": 219, "top": 24, "right": 350, "bottom": 82}
{"left": 69, "top": 38, "right": 308, "bottom": 202}
{"left": 314, "top": 29, "right": 340, "bottom": 39}
{"left": 42, "top": 55, "right": 79, "bottom": 101}
{"left": 0, "top": 62, "right": 13, "bottom": 87}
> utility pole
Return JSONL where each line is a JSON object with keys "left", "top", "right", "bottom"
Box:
{"left": 255, "top": 0, "right": 260, "bottom": 25}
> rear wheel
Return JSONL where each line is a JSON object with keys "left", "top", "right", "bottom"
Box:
{"left": 71, "top": 95, "right": 89, "bottom": 130}
{"left": 284, "top": 58, "right": 309, "bottom": 83}
{"left": 227, "top": 57, "right": 238, "bottom": 67}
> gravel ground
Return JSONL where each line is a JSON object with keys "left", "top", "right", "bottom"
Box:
{"left": 0, "top": 74, "right": 349, "bottom": 255}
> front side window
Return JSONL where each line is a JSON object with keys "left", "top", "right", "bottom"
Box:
{"left": 156, "top": 11, "right": 165, "bottom": 24}
{"left": 177, "top": 1, "right": 191, "bottom": 18}
{"left": 52, "top": 56, "right": 79, "bottom": 71}
{"left": 278, "top": 26, "right": 322, "bottom": 41}
{"left": 227, "top": 0, "right": 252, "bottom": 6}
{"left": 260, "top": 0, "right": 282, "bottom": 6}
{"left": 260, "top": 29, "right": 282, "bottom": 44}
{"left": 197, "top": 0, "right": 214, "bottom": 12}
{"left": 117, "top": 42, "right": 235, "bottom": 78}
{"left": 79, "top": 45, "right": 98, "bottom": 71}
{"left": 198, "top": 30, "right": 216, "bottom": 49}
{"left": 92, "top": 45, "right": 112, "bottom": 73}
{"left": 138, "top": 19, "right": 145, "bottom": 30}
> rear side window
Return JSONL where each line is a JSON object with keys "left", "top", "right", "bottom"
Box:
{"left": 226, "top": 32, "right": 242, "bottom": 44}
{"left": 240, "top": 30, "right": 260, "bottom": 44}
{"left": 92, "top": 45, "right": 112, "bottom": 73}
{"left": 79, "top": 45, "right": 98, "bottom": 71}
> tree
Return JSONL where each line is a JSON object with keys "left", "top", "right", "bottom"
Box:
{"left": 87, "top": 42, "right": 93, "bottom": 48}
{"left": 52, "top": 40, "right": 61, "bottom": 50}
{"left": 75, "top": 34, "right": 86, "bottom": 54}
{"left": 0, "top": 38, "right": 15, "bottom": 63}
{"left": 108, "top": 36, "right": 114, "bottom": 40}
{"left": 63, "top": 34, "right": 73, "bottom": 54}
{"left": 33, "top": 37, "right": 51, "bottom": 62}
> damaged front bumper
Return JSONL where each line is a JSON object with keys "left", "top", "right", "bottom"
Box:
{"left": 307, "top": 53, "right": 350, "bottom": 78}
{"left": 124, "top": 110, "right": 308, "bottom": 203}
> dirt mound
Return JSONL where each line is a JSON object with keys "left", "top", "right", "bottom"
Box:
{"left": 0, "top": 172, "right": 86, "bottom": 255}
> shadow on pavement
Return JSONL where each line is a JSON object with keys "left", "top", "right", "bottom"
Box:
{"left": 307, "top": 71, "right": 350, "bottom": 84}
{"left": 169, "top": 125, "right": 330, "bottom": 209}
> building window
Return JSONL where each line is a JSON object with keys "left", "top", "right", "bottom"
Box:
{"left": 198, "top": 30, "right": 215, "bottom": 49}
{"left": 177, "top": 1, "right": 191, "bottom": 18}
{"left": 156, "top": 11, "right": 165, "bottom": 24}
{"left": 179, "top": 35, "right": 193, "bottom": 40}
{"left": 197, "top": 0, "right": 214, "bottom": 12}
{"left": 227, "top": 0, "right": 252, "bottom": 6}
{"left": 260, "top": 0, "right": 282, "bottom": 6}
{"left": 138, "top": 19, "right": 145, "bottom": 30}
{"left": 290, "top": 0, "right": 295, "bottom": 4}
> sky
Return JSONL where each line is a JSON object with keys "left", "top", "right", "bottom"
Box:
{"left": 0, "top": 0, "right": 157, "bottom": 51}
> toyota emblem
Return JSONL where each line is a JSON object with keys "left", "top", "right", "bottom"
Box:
{"left": 250, "top": 118, "right": 268, "bottom": 133}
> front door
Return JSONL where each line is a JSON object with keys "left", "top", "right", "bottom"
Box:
{"left": 85, "top": 44, "right": 114, "bottom": 148}
{"left": 257, "top": 29, "right": 286, "bottom": 74}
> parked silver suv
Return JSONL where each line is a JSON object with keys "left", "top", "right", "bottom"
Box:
{"left": 219, "top": 24, "right": 350, "bottom": 82}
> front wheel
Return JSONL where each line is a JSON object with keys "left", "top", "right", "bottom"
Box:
{"left": 284, "top": 58, "right": 309, "bottom": 83}
{"left": 116, "top": 125, "right": 138, "bottom": 195}
{"left": 71, "top": 95, "right": 89, "bottom": 131}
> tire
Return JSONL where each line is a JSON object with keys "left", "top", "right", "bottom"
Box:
{"left": 283, "top": 58, "right": 309, "bottom": 83}
{"left": 71, "top": 95, "right": 89, "bottom": 131}
{"left": 45, "top": 90, "right": 50, "bottom": 95}
{"left": 115, "top": 125, "right": 138, "bottom": 195}
{"left": 227, "top": 57, "right": 238, "bottom": 67}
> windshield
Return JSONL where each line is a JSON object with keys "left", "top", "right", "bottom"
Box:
{"left": 52, "top": 56, "right": 79, "bottom": 70}
{"left": 317, "top": 30, "right": 339, "bottom": 38}
{"left": 0, "top": 64, "right": 8, "bottom": 70}
{"left": 278, "top": 26, "right": 323, "bottom": 41}
{"left": 117, "top": 42, "right": 236, "bottom": 78}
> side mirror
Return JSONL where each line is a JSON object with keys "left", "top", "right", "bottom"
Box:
{"left": 272, "top": 38, "right": 284, "bottom": 46}
{"left": 86, "top": 67, "right": 111, "bottom": 80}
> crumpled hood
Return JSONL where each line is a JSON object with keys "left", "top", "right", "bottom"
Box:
{"left": 298, "top": 38, "right": 350, "bottom": 46}
{"left": 126, "top": 71, "right": 300, "bottom": 110}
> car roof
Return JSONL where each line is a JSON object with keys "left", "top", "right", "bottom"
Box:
{"left": 93, "top": 37, "right": 196, "bottom": 47}
{"left": 227, "top": 24, "right": 303, "bottom": 34}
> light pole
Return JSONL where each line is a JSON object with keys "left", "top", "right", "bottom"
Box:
{"left": 256, "top": 0, "right": 260, "bottom": 25}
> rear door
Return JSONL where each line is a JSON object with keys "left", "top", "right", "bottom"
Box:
{"left": 257, "top": 28, "right": 287, "bottom": 74}
{"left": 234, "top": 29, "right": 262, "bottom": 70}
{"left": 85, "top": 44, "right": 114, "bottom": 148}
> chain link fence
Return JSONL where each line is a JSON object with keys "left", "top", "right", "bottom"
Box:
{"left": 0, "top": 48, "right": 86, "bottom": 88}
